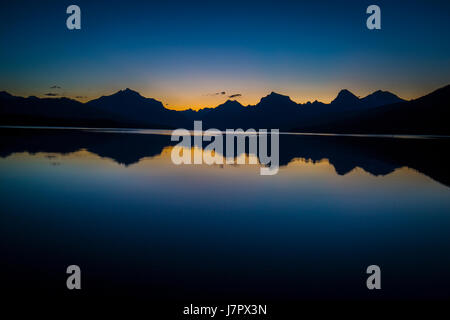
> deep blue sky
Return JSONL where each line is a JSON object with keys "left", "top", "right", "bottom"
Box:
{"left": 0, "top": 0, "right": 449, "bottom": 109}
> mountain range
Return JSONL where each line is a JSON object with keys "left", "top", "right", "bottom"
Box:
{"left": 1, "top": 85, "right": 449, "bottom": 134}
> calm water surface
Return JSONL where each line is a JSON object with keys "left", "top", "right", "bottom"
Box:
{"left": 1, "top": 127, "right": 450, "bottom": 301}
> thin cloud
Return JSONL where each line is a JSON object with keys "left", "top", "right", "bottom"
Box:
{"left": 44, "top": 92, "right": 59, "bottom": 97}
{"left": 205, "top": 91, "right": 226, "bottom": 96}
{"left": 50, "top": 85, "right": 61, "bottom": 89}
{"left": 228, "top": 94, "right": 242, "bottom": 98}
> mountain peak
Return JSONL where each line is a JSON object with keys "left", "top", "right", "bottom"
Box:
{"left": 369, "top": 89, "right": 395, "bottom": 96}
{"left": 260, "top": 91, "right": 294, "bottom": 103}
{"left": 268, "top": 91, "right": 286, "bottom": 98}
{"left": 88, "top": 88, "right": 151, "bottom": 104}
{"left": 361, "top": 90, "right": 404, "bottom": 107}
{"left": 336, "top": 89, "right": 358, "bottom": 98}
{"left": 0, "top": 91, "right": 13, "bottom": 99}
{"left": 115, "top": 88, "right": 142, "bottom": 97}
{"left": 224, "top": 99, "right": 242, "bottom": 105}
{"left": 87, "top": 89, "right": 166, "bottom": 113}
{"left": 331, "top": 89, "right": 361, "bottom": 105}
{"left": 217, "top": 99, "right": 244, "bottom": 109}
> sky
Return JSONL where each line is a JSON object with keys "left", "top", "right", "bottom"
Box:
{"left": 0, "top": 0, "right": 449, "bottom": 110}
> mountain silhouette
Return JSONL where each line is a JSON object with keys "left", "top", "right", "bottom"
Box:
{"left": 216, "top": 99, "right": 244, "bottom": 110}
{"left": 0, "top": 88, "right": 186, "bottom": 129}
{"left": 250, "top": 92, "right": 301, "bottom": 129}
{"left": 260, "top": 92, "right": 298, "bottom": 107}
{"left": 0, "top": 91, "right": 127, "bottom": 127}
{"left": 331, "top": 89, "right": 362, "bottom": 108}
{"left": 360, "top": 90, "right": 404, "bottom": 108}
{"left": 199, "top": 99, "right": 250, "bottom": 128}
{"left": 86, "top": 88, "right": 186, "bottom": 128}
{"left": 1, "top": 85, "right": 448, "bottom": 134}
{"left": 300, "top": 85, "right": 450, "bottom": 134}
{"left": 185, "top": 89, "right": 407, "bottom": 130}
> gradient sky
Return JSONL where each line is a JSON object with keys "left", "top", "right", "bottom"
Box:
{"left": 0, "top": 0, "right": 449, "bottom": 110}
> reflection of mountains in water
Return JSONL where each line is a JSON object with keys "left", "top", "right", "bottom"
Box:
{"left": 1, "top": 128, "right": 449, "bottom": 187}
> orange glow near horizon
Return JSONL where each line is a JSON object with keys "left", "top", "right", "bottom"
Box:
{"left": 9, "top": 82, "right": 445, "bottom": 111}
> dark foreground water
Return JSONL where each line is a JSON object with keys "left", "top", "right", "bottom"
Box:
{"left": 1, "top": 127, "right": 450, "bottom": 305}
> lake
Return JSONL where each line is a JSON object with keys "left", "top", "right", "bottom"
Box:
{"left": 1, "top": 127, "right": 450, "bottom": 304}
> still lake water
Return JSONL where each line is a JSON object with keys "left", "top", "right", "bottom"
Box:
{"left": 1, "top": 127, "right": 450, "bottom": 301}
